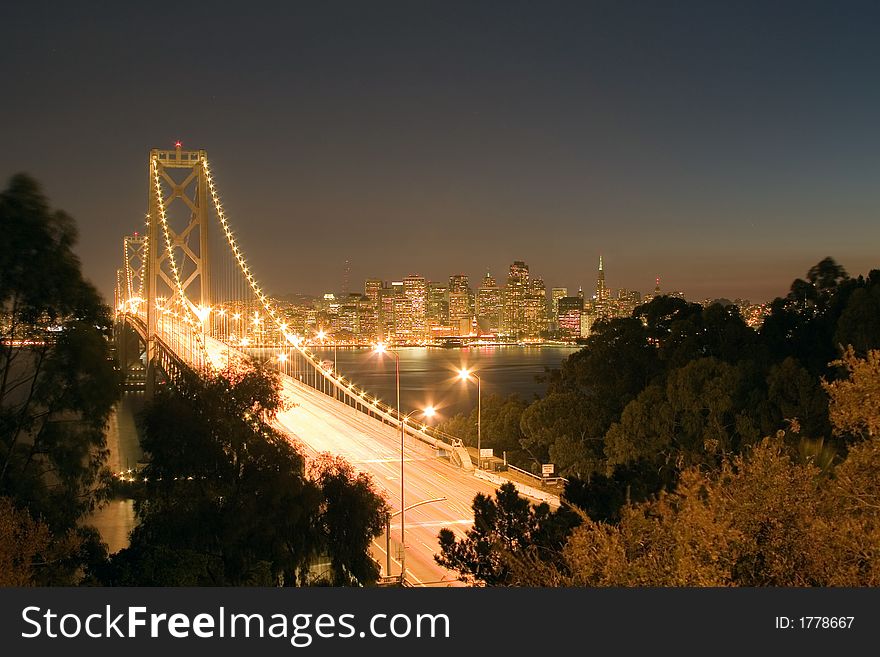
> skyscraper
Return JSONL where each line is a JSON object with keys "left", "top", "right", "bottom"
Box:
{"left": 477, "top": 272, "right": 502, "bottom": 334}
{"left": 557, "top": 296, "right": 583, "bottom": 340}
{"left": 403, "top": 274, "right": 427, "bottom": 340}
{"left": 503, "top": 260, "right": 529, "bottom": 338}
{"left": 524, "top": 276, "right": 547, "bottom": 338}
{"left": 448, "top": 273, "right": 472, "bottom": 333}
{"left": 378, "top": 282, "right": 401, "bottom": 342}
{"left": 427, "top": 281, "right": 449, "bottom": 332}
{"left": 595, "top": 255, "right": 611, "bottom": 320}
{"left": 596, "top": 255, "right": 607, "bottom": 302}
{"left": 551, "top": 287, "right": 568, "bottom": 322}
{"left": 362, "top": 279, "right": 382, "bottom": 341}
{"left": 364, "top": 279, "right": 382, "bottom": 305}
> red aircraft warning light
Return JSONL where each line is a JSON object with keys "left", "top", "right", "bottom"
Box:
{"left": 174, "top": 140, "right": 182, "bottom": 148}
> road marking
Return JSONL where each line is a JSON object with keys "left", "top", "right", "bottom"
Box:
{"left": 388, "top": 519, "right": 472, "bottom": 529}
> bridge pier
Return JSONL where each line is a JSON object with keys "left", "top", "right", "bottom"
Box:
{"left": 144, "top": 355, "right": 156, "bottom": 401}
{"left": 115, "top": 318, "right": 149, "bottom": 393}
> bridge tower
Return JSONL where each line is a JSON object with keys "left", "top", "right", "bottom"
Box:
{"left": 123, "top": 232, "right": 146, "bottom": 308}
{"left": 144, "top": 143, "right": 211, "bottom": 395}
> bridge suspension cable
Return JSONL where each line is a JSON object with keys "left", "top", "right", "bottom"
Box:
{"left": 118, "top": 146, "right": 470, "bottom": 458}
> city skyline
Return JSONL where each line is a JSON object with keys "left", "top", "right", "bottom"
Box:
{"left": 2, "top": 2, "right": 880, "bottom": 306}
{"left": 224, "top": 254, "right": 768, "bottom": 347}
{"left": 293, "top": 254, "right": 689, "bottom": 304}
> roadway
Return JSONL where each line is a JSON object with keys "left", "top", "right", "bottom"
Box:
{"left": 189, "top": 330, "right": 497, "bottom": 586}
{"left": 274, "top": 374, "right": 499, "bottom": 586}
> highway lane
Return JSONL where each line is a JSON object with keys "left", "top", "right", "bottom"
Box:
{"left": 274, "top": 374, "right": 498, "bottom": 586}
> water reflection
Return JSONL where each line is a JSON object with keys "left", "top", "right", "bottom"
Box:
{"left": 87, "top": 393, "right": 144, "bottom": 554}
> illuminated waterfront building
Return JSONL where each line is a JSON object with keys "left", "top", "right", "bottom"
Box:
{"left": 551, "top": 287, "right": 568, "bottom": 322}
{"left": 448, "top": 273, "right": 472, "bottom": 331}
{"left": 427, "top": 281, "right": 449, "bottom": 331}
{"left": 557, "top": 296, "right": 583, "bottom": 340}
{"left": 477, "top": 272, "right": 502, "bottom": 333}
{"left": 361, "top": 279, "right": 382, "bottom": 341}
{"left": 503, "top": 260, "right": 529, "bottom": 337}
{"left": 377, "top": 283, "right": 400, "bottom": 342}
{"left": 524, "top": 277, "right": 547, "bottom": 338}
{"left": 580, "top": 310, "right": 597, "bottom": 338}
{"left": 403, "top": 274, "right": 427, "bottom": 340}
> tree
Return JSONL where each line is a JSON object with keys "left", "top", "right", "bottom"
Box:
{"left": 760, "top": 257, "right": 856, "bottom": 376}
{"left": 604, "top": 358, "right": 761, "bottom": 471}
{"left": 819, "top": 437, "right": 880, "bottom": 585}
{"left": 660, "top": 302, "right": 760, "bottom": 369}
{"left": 434, "top": 394, "right": 528, "bottom": 466}
{"left": 511, "top": 431, "right": 880, "bottom": 587}
{"left": 0, "top": 496, "right": 50, "bottom": 586}
{"left": 511, "top": 438, "right": 841, "bottom": 586}
{"left": 532, "top": 318, "right": 661, "bottom": 468}
{"left": 551, "top": 319, "right": 660, "bottom": 408}
{"left": 99, "top": 365, "right": 388, "bottom": 587}
{"left": 435, "top": 482, "right": 579, "bottom": 586}
{"left": 100, "top": 366, "right": 320, "bottom": 585}
{"left": 634, "top": 295, "right": 703, "bottom": 343}
{"left": 763, "top": 357, "right": 830, "bottom": 441}
{"left": 834, "top": 277, "right": 880, "bottom": 356}
{"left": 562, "top": 460, "right": 669, "bottom": 523}
{"left": 310, "top": 454, "right": 389, "bottom": 586}
{"left": 519, "top": 391, "right": 602, "bottom": 476}
{"left": 823, "top": 347, "right": 880, "bottom": 439}
{"left": 0, "top": 174, "right": 118, "bottom": 584}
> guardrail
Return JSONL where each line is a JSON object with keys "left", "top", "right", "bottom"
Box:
{"left": 474, "top": 469, "right": 561, "bottom": 507}
{"left": 505, "top": 462, "right": 568, "bottom": 487}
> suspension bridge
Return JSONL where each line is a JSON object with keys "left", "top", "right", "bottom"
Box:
{"left": 112, "top": 144, "right": 555, "bottom": 586}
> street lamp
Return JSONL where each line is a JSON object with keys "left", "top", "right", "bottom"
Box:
{"left": 374, "top": 342, "right": 406, "bottom": 582}
{"left": 384, "top": 496, "right": 446, "bottom": 582}
{"left": 458, "top": 368, "right": 481, "bottom": 470}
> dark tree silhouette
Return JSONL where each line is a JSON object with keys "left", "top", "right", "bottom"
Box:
{"left": 0, "top": 173, "right": 119, "bottom": 584}
{"left": 436, "top": 482, "right": 579, "bottom": 586}
{"left": 99, "top": 366, "right": 387, "bottom": 586}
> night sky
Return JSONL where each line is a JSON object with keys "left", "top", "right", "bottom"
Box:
{"left": 3, "top": 1, "right": 879, "bottom": 303}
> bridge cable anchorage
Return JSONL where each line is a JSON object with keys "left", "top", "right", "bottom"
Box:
{"left": 151, "top": 156, "right": 210, "bottom": 367}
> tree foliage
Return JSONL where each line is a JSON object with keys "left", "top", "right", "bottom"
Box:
{"left": 434, "top": 393, "right": 528, "bottom": 464}
{"left": 310, "top": 454, "right": 390, "bottom": 586}
{"left": 510, "top": 436, "right": 880, "bottom": 586}
{"left": 823, "top": 347, "right": 880, "bottom": 439}
{"left": 0, "top": 174, "right": 118, "bottom": 584}
{"left": 513, "top": 257, "right": 877, "bottom": 526}
{"left": 435, "top": 482, "right": 579, "bottom": 586}
{"left": 0, "top": 495, "right": 50, "bottom": 586}
{"left": 98, "top": 366, "right": 387, "bottom": 586}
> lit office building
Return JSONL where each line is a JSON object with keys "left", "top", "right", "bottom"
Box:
{"left": 378, "top": 283, "right": 400, "bottom": 342}
{"left": 362, "top": 279, "right": 382, "bottom": 341}
{"left": 503, "top": 260, "right": 529, "bottom": 337}
{"left": 448, "top": 273, "right": 472, "bottom": 331}
{"left": 477, "top": 272, "right": 503, "bottom": 333}
{"left": 557, "top": 296, "right": 583, "bottom": 340}
{"left": 524, "top": 277, "right": 547, "bottom": 337}
{"left": 580, "top": 310, "right": 597, "bottom": 338}
{"left": 551, "top": 287, "right": 568, "bottom": 322}
{"left": 403, "top": 274, "right": 428, "bottom": 340}
{"left": 336, "top": 294, "right": 362, "bottom": 340}
{"left": 427, "top": 281, "right": 449, "bottom": 330}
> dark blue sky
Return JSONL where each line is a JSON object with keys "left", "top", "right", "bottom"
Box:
{"left": 2, "top": 1, "right": 879, "bottom": 302}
